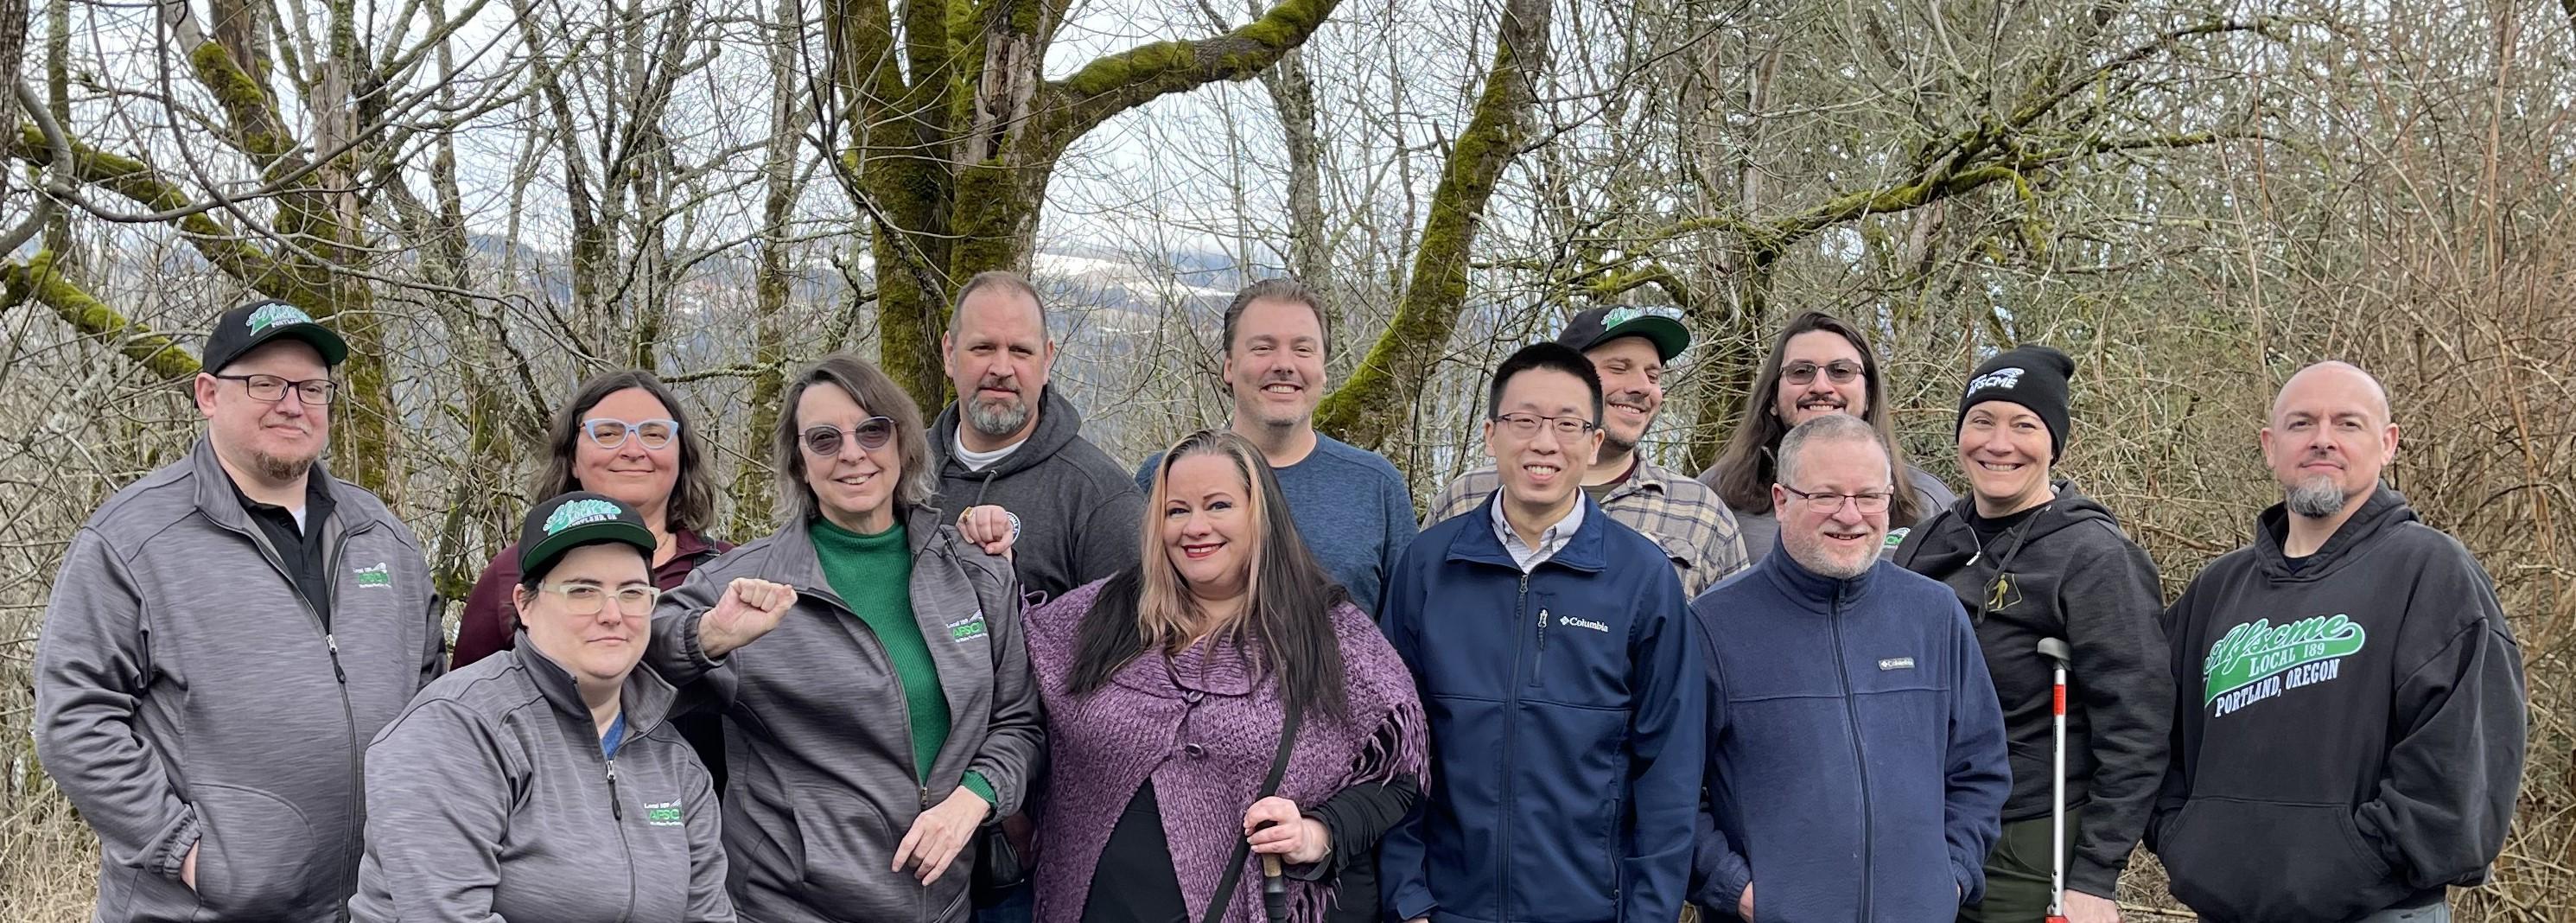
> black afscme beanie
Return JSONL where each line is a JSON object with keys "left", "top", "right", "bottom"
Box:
{"left": 1956, "top": 344, "right": 2074, "bottom": 461}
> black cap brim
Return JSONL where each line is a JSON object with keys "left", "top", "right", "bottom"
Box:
{"left": 519, "top": 519, "right": 657, "bottom": 582}
{"left": 1591, "top": 315, "right": 1691, "bottom": 362}
{"left": 519, "top": 493, "right": 658, "bottom": 581}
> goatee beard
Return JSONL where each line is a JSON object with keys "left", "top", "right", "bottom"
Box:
{"left": 252, "top": 449, "right": 315, "bottom": 483}
{"left": 966, "top": 398, "right": 1030, "bottom": 438}
{"left": 2286, "top": 477, "right": 2346, "bottom": 518}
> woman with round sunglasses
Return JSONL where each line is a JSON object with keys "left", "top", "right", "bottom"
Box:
{"left": 646, "top": 352, "right": 1040, "bottom": 923}
{"left": 353, "top": 491, "right": 750, "bottom": 922}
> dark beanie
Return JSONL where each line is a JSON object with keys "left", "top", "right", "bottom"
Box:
{"left": 1956, "top": 344, "right": 2074, "bottom": 461}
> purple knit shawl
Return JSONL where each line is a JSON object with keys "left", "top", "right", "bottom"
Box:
{"left": 1025, "top": 578, "right": 1428, "bottom": 923}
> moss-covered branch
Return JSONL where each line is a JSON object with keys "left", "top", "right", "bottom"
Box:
{"left": 2, "top": 251, "right": 200, "bottom": 379}
{"left": 13, "top": 122, "right": 306, "bottom": 299}
{"left": 185, "top": 41, "right": 297, "bottom": 169}
{"left": 1313, "top": 0, "right": 1547, "bottom": 450}
{"left": 1034, "top": 0, "right": 1341, "bottom": 154}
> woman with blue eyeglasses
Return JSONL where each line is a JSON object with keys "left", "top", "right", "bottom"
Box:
{"left": 455, "top": 370, "right": 738, "bottom": 783}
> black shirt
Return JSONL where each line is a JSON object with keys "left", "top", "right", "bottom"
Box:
{"left": 232, "top": 474, "right": 337, "bottom": 629}
{"left": 1085, "top": 780, "right": 1187, "bottom": 923}
{"left": 1083, "top": 777, "right": 1422, "bottom": 923}
{"left": 1964, "top": 503, "right": 2044, "bottom": 546}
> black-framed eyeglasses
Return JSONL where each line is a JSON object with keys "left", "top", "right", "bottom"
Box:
{"left": 1779, "top": 484, "right": 1895, "bottom": 513}
{"left": 583, "top": 417, "right": 679, "bottom": 450}
{"left": 1492, "top": 411, "right": 1599, "bottom": 438}
{"left": 213, "top": 373, "right": 336, "bottom": 404}
{"left": 1782, "top": 360, "right": 1866, "bottom": 385}
{"left": 801, "top": 417, "right": 896, "bottom": 456}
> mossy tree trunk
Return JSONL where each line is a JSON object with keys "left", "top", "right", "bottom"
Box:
{"left": 2, "top": 0, "right": 504, "bottom": 502}
{"left": 824, "top": 0, "right": 1344, "bottom": 413}
{"left": 1311, "top": 0, "right": 1553, "bottom": 450}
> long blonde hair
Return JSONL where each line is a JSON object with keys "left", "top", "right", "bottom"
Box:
{"left": 1066, "top": 429, "right": 1354, "bottom": 719}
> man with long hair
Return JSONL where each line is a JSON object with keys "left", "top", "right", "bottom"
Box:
{"left": 1699, "top": 311, "right": 1955, "bottom": 562}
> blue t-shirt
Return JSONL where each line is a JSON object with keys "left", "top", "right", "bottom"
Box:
{"left": 601, "top": 713, "right": 627, "bottom": 759}
{"left": 1136, "top": 433, "right": 1417, "bottom": 614}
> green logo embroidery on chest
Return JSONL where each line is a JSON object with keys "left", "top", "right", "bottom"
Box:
{"left": 644, "top": 799, "right": 684, "bottom": 827}
{"left": 353, "top": 562, "right": 392, "bottom": 589}
{"left": 947, "top": 612, "right": 988, "bottom": 644}
{"left": 2203, "top": 614, "right": 2367, "bottom": 709}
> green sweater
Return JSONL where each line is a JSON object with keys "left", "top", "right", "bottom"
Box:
{"left": 809, "top": 517, "right": 993, "bottom": 804}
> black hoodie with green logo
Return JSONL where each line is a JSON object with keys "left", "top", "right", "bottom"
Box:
{"left": 2148, "top": 487, "right": 2525, "bottom": 922}
{"left": 1893, "top": 481, "right": 2172, "bottom": 900}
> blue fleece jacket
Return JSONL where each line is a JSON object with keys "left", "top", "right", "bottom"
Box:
{"left": 1688, "top": 545, "right": 2010, "bottom": 922}
{"left": 1377, "top": 493, "right": 1706, "bottom": 923}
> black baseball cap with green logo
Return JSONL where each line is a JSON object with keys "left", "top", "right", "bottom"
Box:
{"left": 1555, "top": 305, "right": 1691, "bottom": 362}
{"left": 518, "top": 492, "right": 658, "bottom": 582}
{"left": 201, "top": 300, "right": 351, "bottom": 373}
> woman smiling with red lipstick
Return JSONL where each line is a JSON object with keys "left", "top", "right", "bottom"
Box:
{"left": 1021, "top": 429, "right": 1427, "bottom": 923}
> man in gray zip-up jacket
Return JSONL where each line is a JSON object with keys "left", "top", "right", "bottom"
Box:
{"left": 35, "top": 302, "right": 443, "bottom": 923}
{"left": 650, "top": 503, "right": 1043, "bottom": 923}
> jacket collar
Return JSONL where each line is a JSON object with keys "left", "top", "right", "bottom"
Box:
{"left": 760, "top": 503, "right": 946, "bottom": 595}
{"left": 1447, "top": 490, "right": 1609, "bottom": 573}
{"left": 187, "top": 436, "right": 369, "bottom": 535}
{"left": 512, "top": 629, "right": 682, "bottom": 739}
{"left": 1757, "top": 534, "right": 1880, "bottom": 614}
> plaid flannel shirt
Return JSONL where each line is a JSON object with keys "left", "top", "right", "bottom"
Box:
{"left": 1422, "top": 456, "right": 1749, "bottom": 597}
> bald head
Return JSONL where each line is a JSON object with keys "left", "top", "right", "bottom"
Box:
{"left": 2271, "top": 361, "right": 2389, "bottom": 428}
{"left": 2261, "top": 360, "right": 2399, "bottom": 519}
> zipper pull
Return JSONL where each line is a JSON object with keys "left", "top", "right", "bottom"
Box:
{"left": 325, "top": 633, "right": 347, "bottom": 684}
{"left": 607, "top": 760, "right": 623, "bottom": 819}
{"left": 920, "top": 786, "right": 932, "bottom": 810}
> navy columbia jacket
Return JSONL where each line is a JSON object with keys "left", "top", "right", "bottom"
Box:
{"left": 1377, "top": 493, "right": 1706, "bottom": 923}
{"left": 1688, "top": 545, "right": 2011, "bottom": 922}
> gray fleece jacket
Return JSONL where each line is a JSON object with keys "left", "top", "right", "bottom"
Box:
{"left": 648, "top": 505, "right": 1043, "bottom": 923}
{"left": 350, "top": 637, "right": 734, "bottom": 923}
{"left": 34, "top": 438, "right": 444, "bottom": 923}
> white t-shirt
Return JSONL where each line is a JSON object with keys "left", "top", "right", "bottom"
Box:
{"left": 952, "top": 430, "right": 1025, "bottom": 472}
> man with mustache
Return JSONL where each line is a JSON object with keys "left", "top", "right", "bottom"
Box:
{"left": 2149, "top": 361, "right": 2525, "bottom": 923}
{"left": 1422, "top": 307, "right": 1747, "bottom": 595}
{"left": 35, "top": 301, "right": 444, "bottom": 921}
{"left": 1134, "top": 277, "right": 1417, "bottom": 613}
{"left": 930, "top": 270, "right": 1145, "bottom": 602}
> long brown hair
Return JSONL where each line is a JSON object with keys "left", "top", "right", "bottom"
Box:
{"left": 1066, "top": 430, "right": 1352, "bottom": 720}
{"left": 1708, "top": 311, "right": 1928, "bottom": 525}
{"left": 771, "top": 353, "right": 936, "bottom": 525}
{"left": 531, "top": 370, "right": 718, "bottom": 535}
